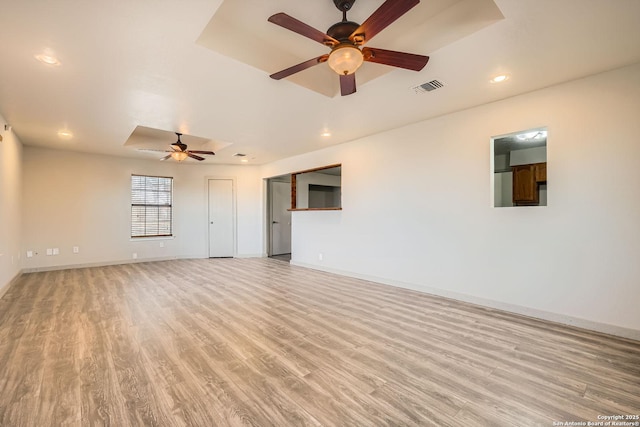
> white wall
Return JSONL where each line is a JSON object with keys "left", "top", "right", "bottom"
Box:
{"left": 22, "top": 148, "right": 263, "bottom": 270}
{"left": 494, "top": 172, "right": 514, "bottom": 207}
{"left": 510, "top": 146, "right": 547, "bottom": 166}
{"left": 261, "top": 63, "right": 640, "bottom": 338}
{"left": 0, "top": 117, "right": 23, "bottom": 295}
{"left": 494, "top": 153, "right": 510, "bottom": 171}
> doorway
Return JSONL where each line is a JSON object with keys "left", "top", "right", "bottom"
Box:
{"left": 267, "top": 176, "right": 291, "bottom": 260}
{"left": 208, "top": 179, "right": 235, "bottom": 258}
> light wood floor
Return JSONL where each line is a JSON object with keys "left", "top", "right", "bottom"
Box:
{"left": 0, "top": 259, "right": 638, "bottom": 426}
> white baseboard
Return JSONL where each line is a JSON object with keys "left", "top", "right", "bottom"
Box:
{"left": 21, "top": 256, "right": 184, "bottom": 273}
{"left": 234, "top": 253, "right": 265, "bottom": 259}
{"left": 291, "top": 261, "right": 640, "bottom": 342}
{"left": 21, "top": 253, "right": 266, "bottom": 274}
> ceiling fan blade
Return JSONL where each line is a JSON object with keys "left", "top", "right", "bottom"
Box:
{"left": 270, "top": 54, "right": 329, "bottom": 80}
{"left": 268, "top": 13, "right": 339, "bottom": 46}
{"left": 349, "top": 0, "right": 420, "bottom": 44}
{"left": 363, "top": 47, "right": 429, "bottom": 71}
{"left": 340, "top": 73, "right": 356, "bottom": 96}
{"left": 188, "top": 150, "right": 215, "bottom": 155}
{"left": 188, "top": 153, "right": 205, "bottom": 161}
{"left": 160, "top": 154, "right": 172, "bottom": 161}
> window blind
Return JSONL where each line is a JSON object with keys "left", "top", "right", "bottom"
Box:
{"left": 131, "top": 175, "right": 173, "bottom": 237}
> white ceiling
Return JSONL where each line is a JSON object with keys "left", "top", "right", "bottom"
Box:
{"left": 1, "top": 0, "right": 639, "bottom": 165}
{"left": 494, "top": 128, "right": 547, "bottom": 156}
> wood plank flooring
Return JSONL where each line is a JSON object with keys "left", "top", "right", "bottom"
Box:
{"left": 0, "top": 258, "right": 639, "bottom": 426}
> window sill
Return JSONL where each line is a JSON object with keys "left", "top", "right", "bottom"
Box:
{"left": 130, "top": 236, "right": 175, "bottom": 241}
{"left": 288, "top": 208, "right": 342, "bottom": 212}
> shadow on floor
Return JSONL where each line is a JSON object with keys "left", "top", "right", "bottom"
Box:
{"left": 269, "top": 253, "right": 291, "bottom": 262}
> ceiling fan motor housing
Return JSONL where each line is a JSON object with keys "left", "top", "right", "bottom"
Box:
{"left": 172, "top": 133, "right": 188, "bottom": 151}
{"left": 333, "top": 0, "right": 356, "bottom": 12}
{"left": 327, "top": 20, "right": 359, "bottom": 41}
{"left": 172, "top": 142, "right": 187, "bottom": 151}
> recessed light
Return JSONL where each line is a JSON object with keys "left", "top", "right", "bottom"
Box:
{"left": 321, "top": 131, "right": 331, "bottom": 137}
{"left": 57, "top": 130, "right": 73, "bottom": 139}
{"left": 240, "top": 159, "right": 249, "bottom": 163}
{"left": 35, "top": 51, "right": 61, "bottom": 66}
{"left": 490, "top": 74, "right": 509, "bottom": 83}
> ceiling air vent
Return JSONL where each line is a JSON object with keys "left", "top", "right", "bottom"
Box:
{"left": 412, "top": 79, "right": 445, "bottom": 94}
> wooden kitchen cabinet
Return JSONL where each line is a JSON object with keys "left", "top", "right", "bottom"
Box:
{"left": 534, "top": 162, "right": 547, "bottom": 183}
{"left": 512, "top": 164, "right": 538, "bottom": 205}
{"left": 512, "top": 162, "right": 546, "bottom": 205}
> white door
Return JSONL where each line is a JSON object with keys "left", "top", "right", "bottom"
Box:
{"left": 270, "top": 180, "right": 291, "bottom": 256}
{"left": 208, "top": 179, "right": 234, "bottom": 258}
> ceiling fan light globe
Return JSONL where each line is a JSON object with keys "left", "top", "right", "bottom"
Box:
{"left": 171, "top": 151, "right": 188, "bottom": 162}
{"left": 328, "top": 45, "right": 363, "bottom": 75}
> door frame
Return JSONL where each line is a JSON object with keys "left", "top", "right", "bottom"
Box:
{"left": 205, "top": 177, "right": 237, "bottom": 258}
{"left": 265, "top": 175, "right": 292, "bottom": 257}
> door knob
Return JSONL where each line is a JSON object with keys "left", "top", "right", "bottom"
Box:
{"left": 272, "top": 221, "right": 279, "bottom": 224}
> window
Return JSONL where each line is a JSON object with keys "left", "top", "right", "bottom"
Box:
{"left": 131, "top": 175, "right": 173, "bottom": 237}
{"left": 290, "top": 164, "right": 342, "bottom": 210}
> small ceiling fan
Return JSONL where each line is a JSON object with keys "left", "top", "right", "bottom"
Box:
{"left": 141, "top": 132, "right": 215, "bottom": 162}
{"left": 268, "top": 0, "right": 429, "bottom": 96}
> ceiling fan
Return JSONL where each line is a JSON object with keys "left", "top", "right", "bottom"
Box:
{"left": 268, "top": 0, "right": 429, "bottom": 96}
{"left": 141, "top": 132, "right": 215, "bottom": 162}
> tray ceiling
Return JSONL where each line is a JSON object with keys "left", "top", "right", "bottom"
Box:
{"left": 197, "top": 0, "right": 504, "bottom": 97}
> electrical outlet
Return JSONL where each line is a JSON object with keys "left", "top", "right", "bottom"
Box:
{"left": 52, "top": 248, "right": 59, "bottom": 255}
{"left": 46, "top": 248, "right": 53, "bottom": 256}
{"left": 27, "top": 251, "right": 33, "bottom": 258}
{"left": 132, "top": 253, "right": 138, "bottom": 259}
{"left": 73, "top": 246, "right": 79, "bottom": 254}
{"left": 159, "top": 241, "right": 164, "bottom": 248}
{"left": 318, "top": 253, "right": 323, "bottom": 261}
